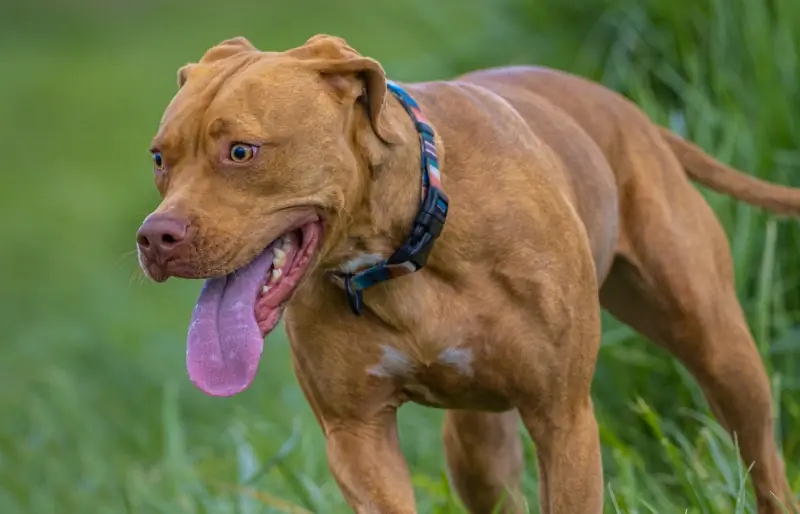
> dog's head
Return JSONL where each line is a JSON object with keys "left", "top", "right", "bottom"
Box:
{"left": 136, "top": 35, "right": 403, "bottom": 397}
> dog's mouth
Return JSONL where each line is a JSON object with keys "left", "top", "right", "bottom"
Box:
{"left": 186, "top": 219, "right": 323, "bottom": 397}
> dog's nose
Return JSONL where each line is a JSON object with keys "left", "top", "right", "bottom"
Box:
{"left": 136, "top": 214, "right": 191, "bottom": 261}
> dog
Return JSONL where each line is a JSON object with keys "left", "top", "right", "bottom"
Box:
{"left": 136, "top": 34, "right": 800, "bottom": 513}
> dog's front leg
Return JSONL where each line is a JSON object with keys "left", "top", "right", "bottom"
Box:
{"left": 324, "top": 409, "right": 417, "bottom": 513}
{"left": 520, "top": 397, "right": 603, "bottom": 514}
{"left": 508, "top": 263, "right": 605, "bottom": 513}
{"left": 287, "top": 316, "right": 417, "bottom": 513}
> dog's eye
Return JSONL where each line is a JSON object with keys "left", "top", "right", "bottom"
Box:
{"left": 229, "top": 143, "right": 257, "bottom": 163}
{"left": 152, "top": 151, "right": 165, "bottom": 172}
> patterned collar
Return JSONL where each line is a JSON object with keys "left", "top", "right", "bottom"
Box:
{"left": 333, "top": 80, "right": 449, "bottom": 315}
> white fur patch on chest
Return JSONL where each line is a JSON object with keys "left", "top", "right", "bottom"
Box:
{"left": 367, "top": 345, "right": 414, "bottom": 378}
{"left": 367, "top": 345, "right": 475, "bottom": 379}
{"left": 368, "top": 345, "right": 478, "bottom": 408}
{"left": 339, "top": 253, "right": 385, "bottom": 274}
{"left": 437, "top": 347, "right": 475, "bottom": 377}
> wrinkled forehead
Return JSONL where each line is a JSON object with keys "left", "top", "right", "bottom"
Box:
{"left": 154, "top": 56, "right": 337, "bottom": 149}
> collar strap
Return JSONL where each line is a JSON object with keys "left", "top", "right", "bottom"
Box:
{"left": 335, "top": 80, "right": 449, "bottom": 315}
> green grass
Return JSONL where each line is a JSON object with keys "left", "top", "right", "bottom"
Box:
{"left": 0, "top": 0, "right": 798, "bottom": 512}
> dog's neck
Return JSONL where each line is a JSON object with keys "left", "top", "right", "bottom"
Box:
{"left": 326, "top": 89, "right": 442, "bottom": 276}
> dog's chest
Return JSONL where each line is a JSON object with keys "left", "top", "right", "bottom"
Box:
{"left": 367, "top": 344, "right": 512, "bottom": 411}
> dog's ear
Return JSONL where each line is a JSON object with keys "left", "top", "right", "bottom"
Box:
{"left": 290, "top": 34, "right": 402, "bottom": 145}
{"left": 177, "top": 37, "right": 259, "bottom": 89}
{"left": 176, "top": 63, "right": 195, "bottom": 88}
{"left": 199, "top": 37, "right": 258, "bottom": 63}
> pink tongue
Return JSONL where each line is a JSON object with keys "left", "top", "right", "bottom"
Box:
{"left": 186, "top": 244, "right": 276, "bottom": 397}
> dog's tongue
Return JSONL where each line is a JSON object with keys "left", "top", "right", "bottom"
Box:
{"left": 186, "top": 245, "right": 276, "bottom": 397}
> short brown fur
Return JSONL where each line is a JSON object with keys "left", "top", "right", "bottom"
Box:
{"left": 138, "top": 35, "right": 800, "bottom": 513}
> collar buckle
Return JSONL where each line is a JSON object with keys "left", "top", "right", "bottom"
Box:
{"left": 389, "top": 186, "right": 448, "bottom": 269}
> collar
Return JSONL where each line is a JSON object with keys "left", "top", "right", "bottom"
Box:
{"left": 332, "top": 80, "right": 449, "bottom": 315}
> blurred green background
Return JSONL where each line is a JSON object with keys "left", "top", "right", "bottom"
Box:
{"left": 1, "top": 0, "right": 799, "bottom": 512}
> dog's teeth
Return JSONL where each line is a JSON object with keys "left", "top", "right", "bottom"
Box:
{"left": 282, "top": 238, "right": 293, "bottom": 251}
{"left": 272, "top": 248, "right": 286, "bottom": 268}
{"left": 262, "top": 285, "right": 271, "bottom": 294}
{"left": 270, "top": 268, "right": 283, "bottom": 283}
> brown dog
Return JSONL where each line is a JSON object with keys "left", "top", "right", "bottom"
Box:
{"left": 136, "top": 34, "right": 800, "bottom": 513}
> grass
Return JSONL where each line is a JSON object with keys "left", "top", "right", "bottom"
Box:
{"left": 0, "top": 0, "right": 798, "bottom": 512}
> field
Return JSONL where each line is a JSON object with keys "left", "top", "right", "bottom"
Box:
{"left": 1, "top": 0, "right": 798, "bottom": 512}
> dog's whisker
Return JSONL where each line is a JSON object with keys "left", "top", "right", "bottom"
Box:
{"left": 112, "top": 249, "right": 139, "bottom": 269}
{"left": 129, "top": 268, "right": 147, "bottom": 288}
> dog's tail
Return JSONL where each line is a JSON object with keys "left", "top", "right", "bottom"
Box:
{"left": 659, "top": 126, "right": 800, "bottom": 216}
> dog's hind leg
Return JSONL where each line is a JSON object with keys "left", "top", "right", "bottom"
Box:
{"left": 442, "top": 410, "right": 526, "bottom": 513}
{"left": 598, "top": 152, "right": 796, "bottom": 513}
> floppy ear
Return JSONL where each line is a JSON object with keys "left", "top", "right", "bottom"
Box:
{"left": 290, "top": 34, "right": 402, "bottom": 145}
{"left": 176, "top": 37, "right": 259, "bottom": 89}
{"left": 199, "top": 36, "right": 258, "bottom": 63}
{"left": 176, "top": 63, "right": 195, "bottom": 88}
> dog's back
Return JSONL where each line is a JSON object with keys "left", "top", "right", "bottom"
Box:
{"left": 448, "top": 65, "right": 800, "bottom": 289}
{"left": 458, "top": 65, "right": 800, "bottom": 216}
